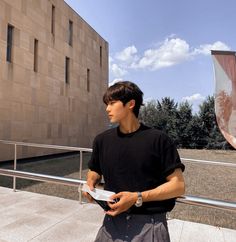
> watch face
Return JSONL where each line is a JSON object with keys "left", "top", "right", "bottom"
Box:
{"left": 136, "top": 199, "right": 142, "bottom": 207}
{"left": 135, "top": 192, "right": 143, "bottom": 207}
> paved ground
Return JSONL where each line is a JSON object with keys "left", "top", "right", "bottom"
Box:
{"left": 0, "top": 186, "right": 235, "bottom": 242}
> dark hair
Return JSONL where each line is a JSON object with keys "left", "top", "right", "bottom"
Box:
{"left": 103, "top": 81, "right": 143, "bottom": 117}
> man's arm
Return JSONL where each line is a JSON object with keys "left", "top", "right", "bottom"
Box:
{"left": 142, "top": 168, "right": 185, "bottom": 202}
{"left": 106, "top": 168, "right": 185, "bottom": 216}
{"left": 83, "top": 170, "right": 101, "bottom": 202}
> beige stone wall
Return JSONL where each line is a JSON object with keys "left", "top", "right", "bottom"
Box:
{"left": 0, "top": 0, "right": 109, "bottom": 161}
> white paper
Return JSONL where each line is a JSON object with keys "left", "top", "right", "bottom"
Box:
{"left": 82, "top": 184, "right": 115, "bottom": 202}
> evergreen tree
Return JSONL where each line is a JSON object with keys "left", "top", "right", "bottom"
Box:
{"left": 198, "top": 96, "right": 231, "bottom": 149}
{"left": 140, "top": 97, "right": 178, "bottom": 142}
{"left": 156, "top": 97, "right": 178, "bottom": 142}
{"left": 176, "top": 101, "right": 193, "bottom": 148}
{"left": 139, "top": 95, "right": 232, "bottom": 149}
{"left": 139, "top": 100, "right": 158, "bottom": 127}
{"left": 188, "top": 114, "right": 206, "bottom": 149}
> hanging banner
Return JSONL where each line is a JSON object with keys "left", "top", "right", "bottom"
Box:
{"left": 211, "top": 50, "right": 236, "bottom": 149}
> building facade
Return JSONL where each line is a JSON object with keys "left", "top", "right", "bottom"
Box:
{"left": 0, "top": 0, "right": 109, "bottom": 161}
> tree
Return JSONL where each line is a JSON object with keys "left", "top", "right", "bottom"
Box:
{"left": 188, "top": 114, "right": 206, "bottom": 149}
{"left": 198, "top": 95, "right": 230, "bottom": 149}
{"left": 140, "top": 97, "right": 178, "bottom": 142}
{"left": 139, "top": 95, "right": 232, "bottom": 149}
{"left": 139, "top": 100, "right": 159, "bottom": 127}
{"left": 157, "top": 97, "right": 178, "bottom": 141}
{"left": 176, "top": 101, "right": 193, "bottom": 148}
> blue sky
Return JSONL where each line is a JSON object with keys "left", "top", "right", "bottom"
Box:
{"left": 65, "top": 0, "right": 236, "bottom": 112}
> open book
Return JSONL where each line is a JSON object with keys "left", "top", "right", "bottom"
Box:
{"left": 82, "top": 184, "right": 115, "bottom": 211}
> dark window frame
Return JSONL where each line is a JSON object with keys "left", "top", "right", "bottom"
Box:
{"left": 34, "top": 39, "right": 38, "bottom": 72}
{"left": 65, "top": 57, "right": 70, "bottom": 84}
{"left": 6, "top": 24, "right": 14, "bottom": 62}
{"left": 51, "top": 5, "right": 55, "bottom": 35}
{"left": 68, "top": 20, "right": 73, "bottom": 46}
{"left": 100, "top": 46, "right": 102, "bottom": 67}
{"left": 87, "top": 68, "right": 90, "bottom": 92}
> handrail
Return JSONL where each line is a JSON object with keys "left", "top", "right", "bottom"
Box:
{"left": 0, "top": 139, "right": 92, "bottom": 197}
{"left": 0, "top": 168, "right": 86, "bottom": 187}
{"left": 177, "top": 195, "right": 236, "bottom": 212}
{"left": 181, "top": 158, "right": 236, "bottom": 168}
{"left": 0, "top": 168, "right": 235, "bottom": 212}
{"left": 0, "top": 139, "right": 235, "bottom": 167}
{"left": 0, "top": 139, "right": 235, "bottom": 211}
{"left": 0, "top": 139, "right": 92, "bottom": 152}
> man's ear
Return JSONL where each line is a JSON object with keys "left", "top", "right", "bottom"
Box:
{"left": 128, "top": 99, "right": 136, "bottom": 110}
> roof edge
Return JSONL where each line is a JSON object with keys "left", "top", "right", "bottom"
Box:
{"left": 211, "top": 50, "right": 236, "bottom": 55}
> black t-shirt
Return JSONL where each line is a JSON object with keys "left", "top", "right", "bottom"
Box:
{"left": 88, "top": 123, "right": 185, "bottom": 214}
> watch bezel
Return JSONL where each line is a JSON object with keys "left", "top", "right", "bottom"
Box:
{"left": 135, "top": 192, "right": 143, "bottom": 207}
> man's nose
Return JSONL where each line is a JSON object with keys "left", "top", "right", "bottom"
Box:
{"left": 106, "top": 105, "right": 110, "bottom": 112}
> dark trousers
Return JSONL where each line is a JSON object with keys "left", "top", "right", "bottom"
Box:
{"left": 94, "top": 212, "right": 170, "bottom": 242}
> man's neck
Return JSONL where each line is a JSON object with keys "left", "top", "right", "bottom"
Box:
{"left": 119, "top": 117, "right": 140, "bottom": 134}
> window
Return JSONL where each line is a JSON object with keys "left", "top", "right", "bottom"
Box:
{"left": 34, "top": 39, "right": 38, "bottom": 72}
{"left": 68, "top": 20, "right": 73, "bottom": 46}
{"left": 87, "top": 68, "right": 90, "bottom": 92}
{"left": 51, "top": 5, "right": 55, "bottom": 35}
{"left": 100, "top": 46, "right": 102, "bottom": 66}
{"left": 65, "top": 57, "right": 70, "bottom": 83}
{"left": 6, "top": 24, "right": 14, "bottom": 62}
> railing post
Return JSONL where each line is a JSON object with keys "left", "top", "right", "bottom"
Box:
{"left": 79, "top": 150, "right": 83, "bottom": 203}
{"left": 13, "top": 144, "right": 17, "bottom": 192}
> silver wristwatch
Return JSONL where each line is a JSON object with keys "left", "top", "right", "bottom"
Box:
{"left": 135, "top": 192, "right": 143, "bottom": 207}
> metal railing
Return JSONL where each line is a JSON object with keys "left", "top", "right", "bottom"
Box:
{"left": 0, "top": 168, "right": 235, "bottom": 212}
{"left": 0, "top": 139, "right": 235, "bottom": 212}
{"left": 181, "top": 157, "right": 236, "bottom": 168}
{"left": 0, "top": 139, "right": 92, "bottom": 202}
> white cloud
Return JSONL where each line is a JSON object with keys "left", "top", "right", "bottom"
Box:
{"left": 143, "top": 97, "right": 154, "bottom": 104}
{"left": 109, "top": 56, "right": 114, "bottom": 64}
{"left": 182, "top": 93, "right": 206, "bottom": 113}
{"left": 108, "top": 78, "right": 124, "bottom": 86}
{"left": 134, "top": 38, "right": 191, "bottom": 70}
{"left": 109, "top": 37, "right": 231, "bottom": 78}
{"left": 110, "top": 63, "right": 127, "bottom": 78}
{"left": 115, "top": 45, "right": 138, "bottom": 63}
{"left": 194, "top": 41, "right": 230, "bottom": 55}
{"left": 182, "top": 93, "right": 205, "bottom": 102}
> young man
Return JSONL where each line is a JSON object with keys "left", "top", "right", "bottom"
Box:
{"left": 84, "top": 81, "right": 185, "bottom": 242}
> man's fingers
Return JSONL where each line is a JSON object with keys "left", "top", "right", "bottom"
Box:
{"left": 82, "top": 191, "right": 94, "bottom": 202}
{"left": 110, "top": 192, "right": 122, "bottom": 200}
{"left": 108, "top": 201, "right": 119, "bottom": 210}
{"left": 88, "top": 184, "right": 95, "bottom": 191}
{"left": 106, "top": 209, "right": 119, "bottom": 217}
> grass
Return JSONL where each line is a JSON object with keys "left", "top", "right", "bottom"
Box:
{"left": 171, "top": 149, "right": 236, "bottom": 230}
{"left": 0, "top": 149, "right": 235, "bottom": 229}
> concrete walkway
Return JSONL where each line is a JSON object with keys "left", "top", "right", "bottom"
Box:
{"left": 0, "top": 186, "right": 235, "bottom": 242}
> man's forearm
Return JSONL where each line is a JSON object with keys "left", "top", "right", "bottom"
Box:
{"left": 142, "top": 169, "right": 185, "bottom": 202}
{"left": 107, "top": 169, "right": 185, "bottom": 217}
{"left": 142, "top": 180, "right": 185, "bottom": 202}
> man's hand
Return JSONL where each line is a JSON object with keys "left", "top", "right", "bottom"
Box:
{"left": 82, "top": 170, "right": 101, "bottom": 203}
{"left": 82, "top": 181, "right": 95, "bottom": 203}
{"left": 106, "top": 192, "right": 137, "bottom": 216}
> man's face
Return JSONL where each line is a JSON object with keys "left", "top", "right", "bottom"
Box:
{"left": 106, "top": 100, "right": 131, "bottom": 123}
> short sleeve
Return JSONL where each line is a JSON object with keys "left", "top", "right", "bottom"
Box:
{"left": 88, "top": 136, "right": 102, "bottom": 175}
{"left": 158, "top": 134, "right": 185, "bottom": 178}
